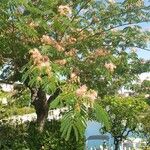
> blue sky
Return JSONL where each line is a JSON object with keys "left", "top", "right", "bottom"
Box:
{"left": 136, "top": 22, "right": 150, "bottom": 60}
{"left": 116, "top": 0, "right": 150, "bottom": 60}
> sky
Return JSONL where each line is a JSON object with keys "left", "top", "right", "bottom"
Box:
{"left": 115, "top": 0, "right": 150, "bottom": 60}
{"left": 135, "top": 22, "right": 150, "bottom": 60}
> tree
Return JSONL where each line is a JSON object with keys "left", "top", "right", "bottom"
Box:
{"left": 141, "top": 108, "right": 150, "bottom": 149}
{"left": 0, "top": 0, "right": 150, "bottom": 140}
{"left": 0, "top": 120, "right": 85, "bottom": 150}
{"left": 0, "top": 86, "right": 34, "bottom": 119}
{"left": 100, "top": 96, "right": 148, "bottom": 150}
{"left": 137, "top": 89, "right": 150, "bottom": 150}
{"left": 130, "top": 77, "right": 150, "bottom": 149}
{"left": 131, "top": 79, "right": 150, "bottom": 95}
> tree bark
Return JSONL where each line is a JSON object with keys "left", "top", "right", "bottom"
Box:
{"left": 114, "top": 139, "right": 120, "bottom": 150}
{"left": 30, "top": 87, "right": 61, "bottom": 132}
{"left": 31, "top": 88, "right": 48, "bottom": 132}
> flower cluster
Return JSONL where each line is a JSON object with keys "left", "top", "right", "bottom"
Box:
{"left": 29, "top": 48, "right": 43, "bottom": 63}
{"left": 41, "top": 35, "right": 65, "bottom": 52}
{"left": 29, "top": 48, "right": 51, "bottom": 75}
{"left": 65, "top": 48, "right": 77, "bottom": 57}
{"left": 104, "top": 62, "right": 116, "bottom": 72}
{"left": 55, "top": 59, "right": 67, "bottom": 66}
{"left": 86, "top": 90, "right": 98, "bottom": 101}
{"left": 93, "top": 49, "right": 109, "bottom": 57}
{"left": 70, "top": 72, "right": 80, "bottom": 83}
{"left": 55, "top": 42, "right": 65, "bottom": 52}
{"left": 70, "top": 72, "right": 77, "bottom": 79}
{"left": 58, "top": 5, "right": 72, "bottom": 16}
{"left": 76, "top": 28, "right": 87, "bottom": 40}
{"left": 67, "top": 37, "right": 77, "bottom": 45}
{"left": 61, "top": 35, "right": 77, "bottom": 46}
{"left": 76, "top": 85, "right": 98, "bottom": 102}
{"left": 28, "top": 21, "right": 39, "bottom": 28}
{"left": 41, "top": 35, "right": 54, "bottom": 45}
{"left": 76, "top": 85, "right": 87, "bottom": 97}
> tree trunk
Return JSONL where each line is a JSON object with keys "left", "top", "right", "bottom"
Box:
{"left": 31, "top": 88, "right": 48, "bottom": 132}
{"left": 36, "top": 101, "right": 49, "bottom": 132}
{"left": 30, "top": 87, "right": 60, "bottom": 132}
{"left": 114, "top": 139, "right": 120, "bottom": 150}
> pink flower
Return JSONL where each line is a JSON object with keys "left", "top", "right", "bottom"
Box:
{"left": 41, "top": 35, "right": 54, "bottom": 45}
{"left": 68, "top": 37, "right": 77, "bottom": 44}
{"left": 55, "top": 43, "right": 65, "bottom": 52}
{"left": 58, "top": 5, "right": 72, "bottom": 16}
{"left": 105, "top": 62, "right": 116, "bottom": 72}
{"left": 29, "top": 48, "right": 51, "bottom": 72}
{"left": 55, "top": 59, "right": 67, "bottom": 65}
{"left": 29, "top": 48, "right": 43, "bottom": 60}
{"left": 76, "top": 85, "right": 87, "bottom": 97}
{"left": 65, "top": 48, "right": 77, "bottom": 57}
{"left": 94, "top": 49, "right": 109, "bottom": 57}
{"left": 29, "top": 21, "right": 39, "bottom": 28}
{"left": 70, "top": 72, "right": 77, "bottom": 79}
{"left": 86, "top": 90, "right": 98, "bottom": 101}
{"left": 40, "top": 61, "right": 50, "bottom": 67}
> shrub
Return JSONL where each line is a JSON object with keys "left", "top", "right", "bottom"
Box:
{"left": 0, "top": 120, "right": 85, "bottom": 150}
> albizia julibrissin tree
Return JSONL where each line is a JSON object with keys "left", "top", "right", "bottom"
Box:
{"left": 0, "top": 0, "right": 150, "bottom": 139}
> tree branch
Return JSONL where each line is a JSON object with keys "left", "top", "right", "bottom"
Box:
{"left": 121, "top": 123, "right": 128, "bottom": 136}
{"left": 133, "top": 46, "right": 150, "bottom": 52}
{"left": 76, "top": 2, "right": 150, "bottom": 39}
{"left": 0, "top": 80, "right": 14, "bottom": 85}
{"left": 61, "top": 0, "right": 91, "bottom": 39}
{"left": 82, "top": 20, "right": 150, "bottom": 42}
{"left": 47, "top": 88, "right": 61, "bottom": 104}
{"left": 70, "top": 0, "right": 91, "bottom": 23}
{"left": 97, "top": 5, "right": 150, "bottom": 26}
{"left": 75, "top": 21, "right": 93, "bottom": 37}
{"left": 123, "top": 127, "right": 136, "bottom": 139}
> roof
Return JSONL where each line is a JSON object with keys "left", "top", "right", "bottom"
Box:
{"left": 86, "top": 135, "right": 109, "bottom": 141}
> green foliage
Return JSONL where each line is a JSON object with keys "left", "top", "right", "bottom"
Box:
{"left": 50, "top": 83, "right": 110, "bottom": 140}
{"left": 12, "top": 89, "right": 31, "bottom": 107}
{"left": 131, "top": 79, "right": 150, "bottom": 95}
{"left": 0, "top": 106, "right": 34, "bottom": 119}
{"left": 139, "top": 105, "right": 150, "bottom": 147}
{"left": 0, "top": 90, "right": 34, "bottom": 119}
{"left": 0, "top": 120, "right": 85, "bottom": 150}
{"left": 60, "top": 109, "right": 86, "bottom": 141}
{"left": 100, "top": 96, "right": 148, "bottom": 142}
{"left": 0, "top": 91, "right": 13, "bottom": 119}
{"left": 0, "top": 0, "right": 150, "bottom": 142}
{"left": 22, "top": 62, "right": 59, "bottom": 94}
{"left": 93, "top": 102, "right": 110, "bottom": 130}
{"left": 0, "top": 0, "right": 149, "bottom": 92}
